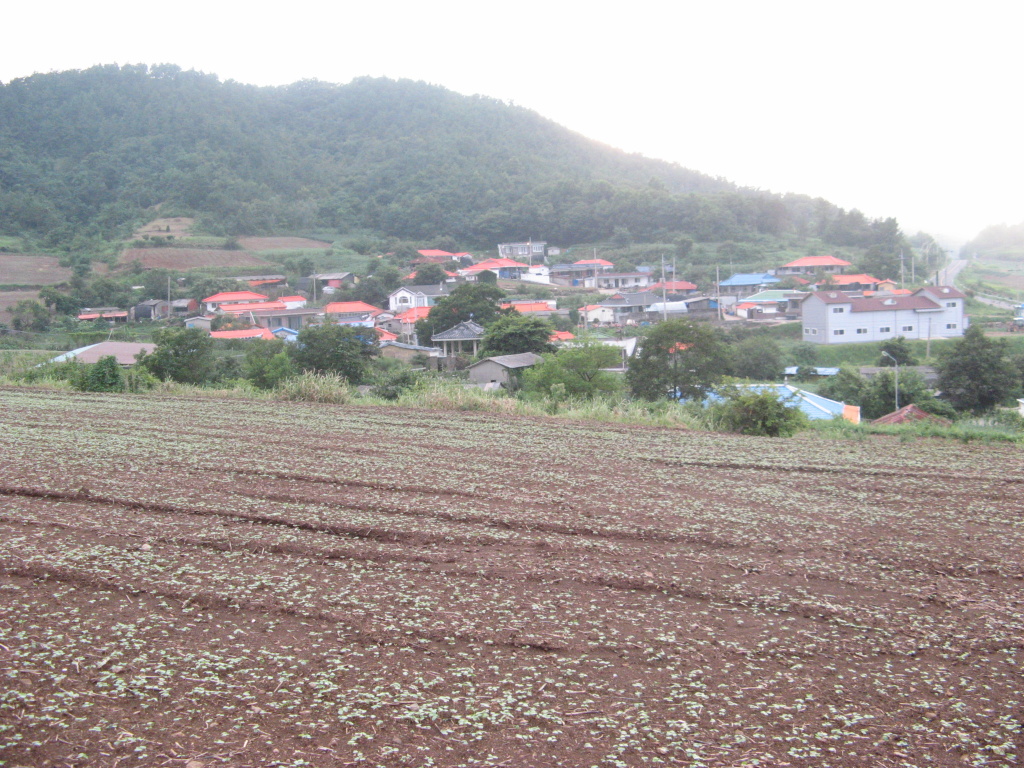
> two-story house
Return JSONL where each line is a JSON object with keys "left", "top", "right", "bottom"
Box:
{"left": 800, "top": 286, "right": 966, "bottom": 344}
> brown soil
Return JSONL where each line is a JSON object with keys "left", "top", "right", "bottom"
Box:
{"left": 0, "top": 289, "right": 41, "bottom": 315}
{"left": 238, "top": 236, "right": 333, "bottom": 251}
{"left": 0, "top": 254, "right": 71, "bottom": 285}
{"left": 0, "top": 390, "right": 1022, "bottom": 768}
{"left": 132, "top": 217, "right": 195, "bottom": 239}
{"left": 120, "top": 248, "right": 273, "bottom": 270}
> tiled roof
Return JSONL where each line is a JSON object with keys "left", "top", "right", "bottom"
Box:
{"left": 432, "top": 320, "right": 486, "bottom": 341}
{"left": 465, "top": 258, "right": 529, "bottom": 270}
{"left": 395, "top": 306, "right": 432, "bottom": 323}
{"left": 502, "top": 302, "right": 552, "bottom": 313}
{"left": 416, "top": 249, "right": 456, "bottom": 258}
{"left": 816, "top": 274, "right": 883, "bottom": 286}
{"left": 221, "top": 302, "right": 288, "bottom": 313}
{"left": 210, "top": 328, "right": 276, "bottom": 340}
{"left": 782, "top": 255, "right": 852, "bottom": 268}
{"left": 648, "top": 280, "right": 698, "bottom": 291}
{"left": 202, "top": 291, "right": 269, "bottom": 303}
{"left": 550, "top": 331, "right": 575, "bottom": 341}
{"left": 323, "top": 301, "right": 383, "bottom": 314}
{"left": 573, "top": 258, "right": 615, "bottom": 266}
{"left": 470, "top": 352, "right": 544, "bottom": 370}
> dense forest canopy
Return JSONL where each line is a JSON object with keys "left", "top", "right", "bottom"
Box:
{"left": 1, "top": 64, "right": 904, "bottom": 259}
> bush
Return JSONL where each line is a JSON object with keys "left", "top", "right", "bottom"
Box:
{"left": 74, "top": 355, "right": 126, "bottom": 393}
{"left": 274, "top": 371, "right": 353, "bottom": 404}
{"left": 710, "top": 386, "right": 809, "bottom": 437}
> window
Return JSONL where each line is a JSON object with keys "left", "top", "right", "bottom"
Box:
{"left": 946, "top": 301, "right": 957, "bottom": 308}
{"left": 856, "top": 328, "right": 868, "bottom": 334}
{"left": 831, "top": 307, "right": 845, "bottom": 313}
{"left": 902, "top": 325, "right": 914, "bottom": 332}
{"left": 879, "top": 326, "right": 891, "bottom": 333}
{"left": 946, "top": 323, "right": 958, "bottom": 329}
{"left": 833, "top": 329, "right": 845, "bottom": 336}
{"left": 398, "top": 296, "right": 409, "bottom": 304}
{"left": 804, "top": 328, "right": 811, "bottom": 334}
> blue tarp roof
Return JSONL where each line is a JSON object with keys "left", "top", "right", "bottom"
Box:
{"left": 689, "top": 384, "right": 850, "bottom": 421}
{"left": 719, "top": 273, "right": 780, "bottom": 287}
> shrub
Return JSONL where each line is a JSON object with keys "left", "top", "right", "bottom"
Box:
{"left": 274, "top": 371, "right": 353, "bottom": 404}
{"left": 711, "top": 386, "right": 809, "bottom": 437}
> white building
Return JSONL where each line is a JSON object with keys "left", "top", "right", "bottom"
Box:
{"left": 800, "top": 287, "right": 966, "bottom": 344}
{"left": 388, "top": 284, "right": 451, "bottom": 312}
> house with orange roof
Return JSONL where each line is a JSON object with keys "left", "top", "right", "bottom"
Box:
{"left": 202, "top": 291, "right": 270, "bottom": 312}
{"left": 501, "top": 300, "right": 556, "bottom": 315}
{"left": 461, "top": 258, "right": 529, "bottom": 280}
{"left": 209, "top": 328, "right": 276, "bottom": 341}
{"left": 813, "top": 274, "right": 892, "bottom": 291}
{"left": 279, "top": 295, "right": 307, "bottom": 309}
{"left": 646, "top": 280, "right": 699, "bottom": 296}
{"left": 550, "top": 330, "right": 575, "bottom": 342}
{"left": 220, "top": 301, "right": 289, "bottom": 314}
{"left": 323, "top": 301, "right": 384, "bottom": 319}
{"left": 777, "top": 255, "right": 851, "bottom": 276}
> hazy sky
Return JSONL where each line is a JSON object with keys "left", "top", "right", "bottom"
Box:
{"left": 4, "top": 1, "right": 1020, "bottom": 245}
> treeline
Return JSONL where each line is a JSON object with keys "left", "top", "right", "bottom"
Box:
{"left": 961, "top": 221, "right": 1024, "bottom": 257}
{"left": 1, "top": 65, "right": 903, "bottom": 260}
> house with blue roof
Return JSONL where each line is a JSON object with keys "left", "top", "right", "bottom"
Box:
{"left": 689, "top": 384, "right": 860, "bottom": 423}
{"left": 717, "top": 273, "right": 780, "bottom": 297}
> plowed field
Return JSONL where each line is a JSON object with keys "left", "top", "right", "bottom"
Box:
{"left": 238, "top": 237, "right": 332, "bottom": 252}
{"left": 120, "top": 249, "right": 273, "bottom": 270}
{"left": 1, "top": 389, "right": 1021, "bottom": 768}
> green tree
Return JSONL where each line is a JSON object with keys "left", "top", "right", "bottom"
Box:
{"left": 480, "top": 315, "right": 555, "bottom": 357}
{"left": 243, "top": 339, "right": 296, "bottom": 390}
{"left": 75, "top": 355, "right": 126, "bottom": 393}
{"left": 627, "top": 319, "right": 729, "bottom": 401}
{"left": 415, "top": 283, "right": 506, "bottom": 343}
{"left": 289, "top": 323, "right": 377, "bottom": 383}
{"left": 521, "top": 343, "right": 621, "bottom": 399}
{"left": 936, "top": 326, "right": 1018, "bottom": 413}
{"left": 8, "top": 299, "right": 51, "bottom": 332}
{"left": 731, "top": 337, "right": 783, "bottom": 381}
{"left": 409, "top": 263, "right": 448, "bottom": 285}
{"left": 139, "top": 328, "right": 216, "bottom": 385}
{"left": 860, "top": 368, "right": 931, "bottom": 419}
{"left": 817, "top": 365, "right": 868, "bottom": 405}
{"left": 878, "top": 336, "right": 916, "bottom": 367}
{"left": 711, "top": 386, "right": 809, "bottom": 437}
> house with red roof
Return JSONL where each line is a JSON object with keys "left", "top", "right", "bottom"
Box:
{"left": 578, "top": 304, "right": 616, "bottom": 325}
{"left": 801, "top": 286, "right": 966, "bottom": 344}
{"left": 646, "top": 280, "right": 699, "bottom": 297}
{"left": 501, "top": 300, "right": 556, "bottom": 315}
{"left": 813, "top": 274, "right": 893, "bottom": 292}
{"left": 777, "top": 255, "right": 851, "bottom": 276}
{"left": 323, "top": 301, "right": 384, "bottom": 319}
{"left": 202, "top": 291, "right": 270, "bottom": 312}
{"left": 461, "top": 258, "right": 529, "bottom": 280}
{"left": 209, "top": 328, "right": 276, "bottom": 341}
{"left": 550, "top": 330, "right": 575, "bottom": 342}
{"left": 220, "top": 301, "right": 288, "bottom": 314}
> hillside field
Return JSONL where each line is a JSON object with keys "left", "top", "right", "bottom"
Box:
{"left": 119, "top": 248, "right": 274, "bottom": 271}
{"left": 0, "top": 390, "right": 1021, "bottom": 767}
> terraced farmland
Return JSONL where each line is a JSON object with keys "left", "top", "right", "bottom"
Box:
{"left": 0, "top": 389, "right": 1021, "bottom": 767}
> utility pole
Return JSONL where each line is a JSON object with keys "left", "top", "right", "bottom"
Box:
{"left": 882, "top": 350, "right": 900, "bottom": 410}
{"left": 661, "top": 255, "right": 668, "bottom": 321}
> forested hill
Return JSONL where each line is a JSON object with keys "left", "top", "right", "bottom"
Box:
{"left": 0, "top": 64, "right": 899, "bottom": 254}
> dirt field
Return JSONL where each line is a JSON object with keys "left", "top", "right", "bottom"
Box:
{"left": 132, "top": 218, "right": 196, "bottom": 240}
{"left": 0, "top": 254, "right": 71, "bottom": 285}
{"left": 1, "top": 390, "right": 1022, "bottom": 767}
{"left": 238, "top": 237, "right": 333, "bottom": 252}
{"left": 120, "top": 248, "right": 273, "bottom": 270}
{"left": 0, "top": 289, "right": 42, "bottom": 316}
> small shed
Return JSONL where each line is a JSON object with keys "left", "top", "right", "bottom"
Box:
{"left": 467, "top": 353, "right": 543, "bottom": 388}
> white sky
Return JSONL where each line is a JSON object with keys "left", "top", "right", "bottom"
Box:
{"left": 4, "top": 0, "right": 1020, "bottom": 245}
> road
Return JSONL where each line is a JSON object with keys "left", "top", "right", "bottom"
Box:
{"left": 944, "top": 258, "right": 1019, "bottom": 311}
